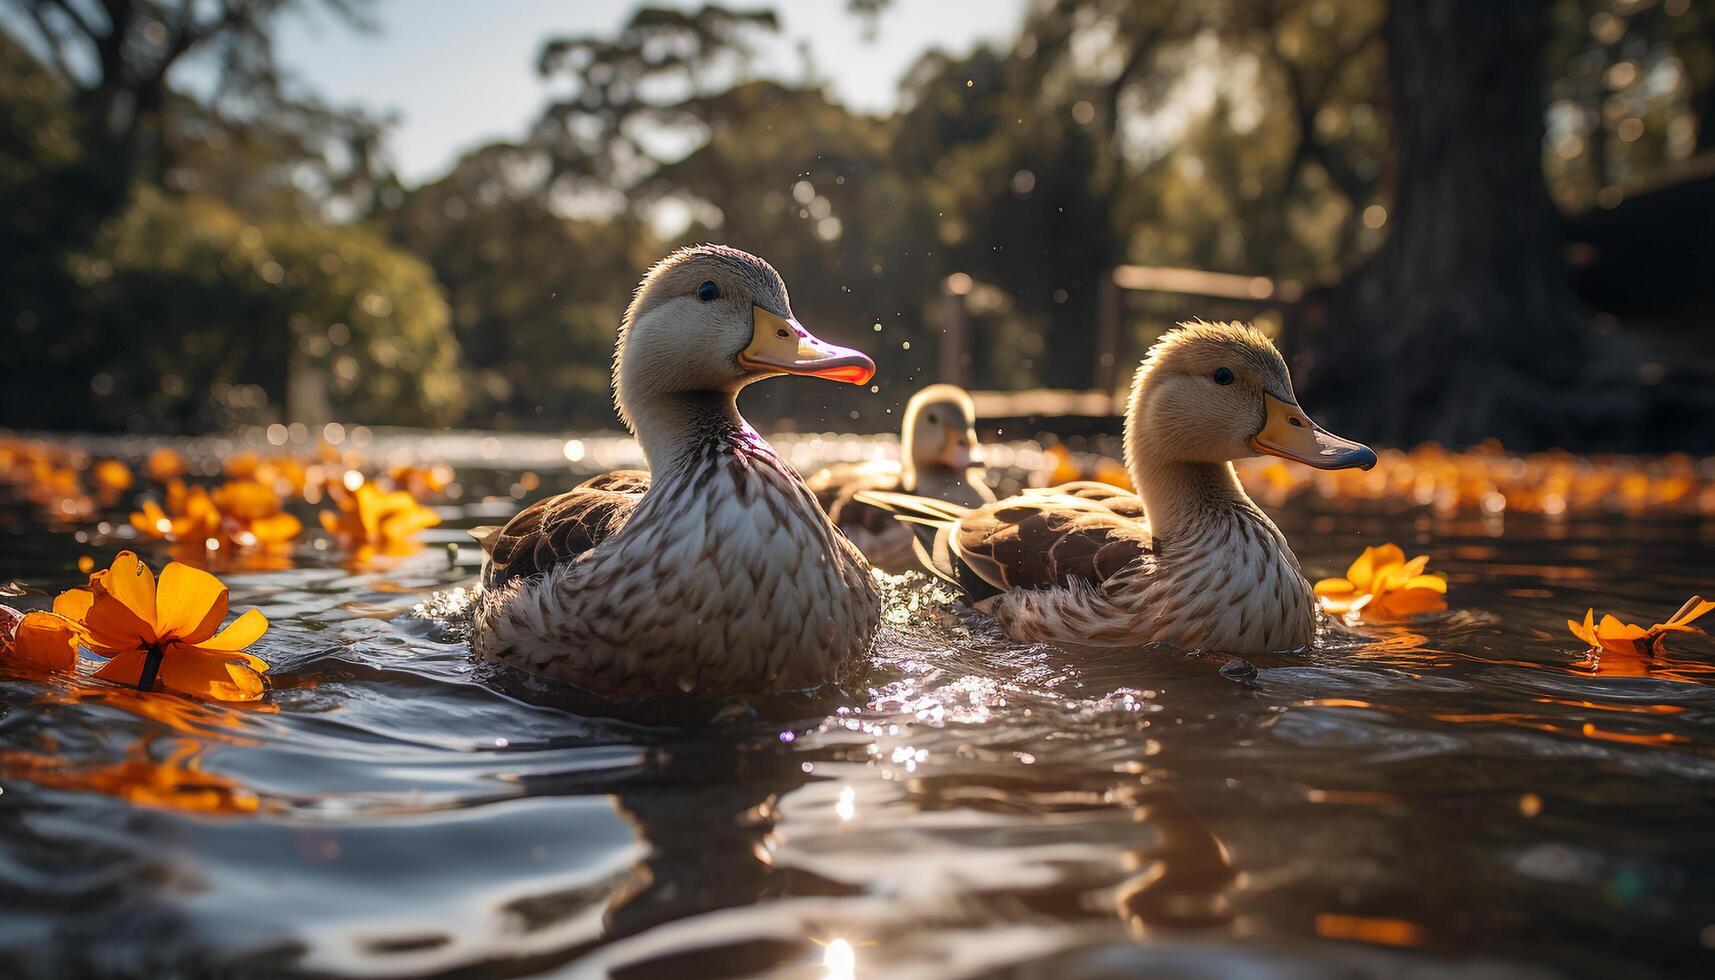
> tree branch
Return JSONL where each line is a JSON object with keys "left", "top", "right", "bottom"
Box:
{"left": 19, "top": 1, "right": 81, "bottom": 84}
{"left": 36, "top": 0, "right": 103, "bottom": 44}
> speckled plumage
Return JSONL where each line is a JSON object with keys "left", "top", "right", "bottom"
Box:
{"left": 983, "top": 474, "right": 1315, "bottom": 653}
{"left": 471, "top": 244, "right": 881, "bottom": 694}
{"left": 859, "top": 322, "right": 1352, "bottom": 656}
{"left": 474, "top": 417, "right": 879, "bottom": 694}
{"left": 807, "top": 384, "right": 994, "bottom": 573}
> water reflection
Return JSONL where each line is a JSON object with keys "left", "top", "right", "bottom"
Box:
{"left": 1, "top": 735, "right": 261, "bottom": 814}
{"left": 1113, "top": 789, "right": 1237, "bottom": 936}
{"left": 0, "top": 482, "right": 1714, "bottom": 976}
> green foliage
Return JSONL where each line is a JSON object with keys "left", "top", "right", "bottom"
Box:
{"left": 7, "top": 0, "right": 1715, "bottom": 436}
{"left": 60, "top": 188, "right": 463, "bottom": 430}
{"left": 383, "top": 143, "right": 649, "bottom": 428}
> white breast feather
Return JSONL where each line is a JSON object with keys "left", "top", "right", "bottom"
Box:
{"left": 474, "top": 450, "right": 880, "bottom": 694}
{"left": 993, "top": 507, "right": 1314, "bottom": 655}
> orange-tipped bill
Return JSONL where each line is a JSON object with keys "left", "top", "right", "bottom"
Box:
{"left": 1250, "top": 394, "right": 1376, "bottom": 471}
{"left": 739, "top": 307, "right": 875, "bottom": 385}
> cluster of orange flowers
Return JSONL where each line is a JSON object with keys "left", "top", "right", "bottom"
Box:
{"left": 3, "top": 551, "right": 270, "bottom": 701}
{"left": 0, "top": 436, "right": 448, "bottom": 566}
{"left": 1312, "top": 542, "right": 1712, "bottom": 680}
{"left": 1314, "top": 544, "right": 1448, "bottom": 618}
{"left": 1047, "top": 440, "right": 1714, "bottom": 516}
{"left": 1238, "top": 443, "right": 1713, "bottom": 516}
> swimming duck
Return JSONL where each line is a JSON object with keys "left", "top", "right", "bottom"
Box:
{"left": 859, "top": 322, "right": 1375, "bottom": 654}
{"left": 472, "top": 245, "right": 882, "bottom": 695}
{"left": 807, "top": 383, "right": 996, "bottom": 572}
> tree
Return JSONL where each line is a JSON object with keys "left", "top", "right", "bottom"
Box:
{"left": 6, "top": 0, "right": 375, "bottom": 189}
{"left": 384, "top": 142, "right": 649, "bottom": 428}
{"left": 48, "top": 187, "right": 465, "bottom": 431}
{"left": 1290, "top": 0, "right": 1701, "bottom": 450}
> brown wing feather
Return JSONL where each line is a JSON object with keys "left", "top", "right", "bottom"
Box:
{"left": 1023, "top": 481, "right": 1145, "bottom": 519}
{"left": 807, "top": 461, "right": 904, "bottom": 533}
{"left": 952, "top": 492, "right": 1151, "bottom": 593}
{"left": 578, "top": 469, "right": 651, "bottom": 495}
{"left": 482, "top": 470, "right": 646, "bottom": 589}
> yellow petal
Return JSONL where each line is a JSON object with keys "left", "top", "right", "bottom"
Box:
{"left": 1345, "top": 547, "right": 1377, "bottom": 590}
{"left": 130, "top": 500, "right": 171, "bottom": 538}
{"left": 1596, "top": 614, "right": 1648, "bottom": 641}
{"left": 1372, "top": 589, "right": 1447, "bottom": 617}
{"left": 11, "top": 612, "right": 80, "bottom": 672}
{"left": 158, "top": 644, "right": 264, "bottom": 701}
{"left": 1314, "top": 577, "right": 1357, "bottom": 597}
{"left": 379, "top": 505, "right": 439, "bottom": 542}
{"left": 1404, "top": 574, "right": 1447, "bottom": 594}
{"left": 93, "top": 647, "right": 150, "bottom": 686}
{"left": 1568, "top": 612, "right": 1599, "bottom": 649}
{"left": 84, "top": 592, "right": 154, "bottom": 652}
{"left": 196, "top": 609, "right": 268, "bottom": 652}
{"left": 53, "top": 588, "right": 94, "bottom": 621}
{"left": 154, "top": 563, "right": 229, "bottom": 644}
{"left": 1663, "top": 596, "right": 1713, "bottom": 630}
{"left": 248, "top": 512, "right": 302, "bottom": 545}
{"left": 1370, "top": 543, "right": 1406, "bottom": 572}
{"left": 99, "top": 552, "right": 158, "bottom": 639}
{"left": 222, "top": 649, "right": 271, "bottom": 674}
{"left": 355, "top": 483, "right": 385, "bottom": 541}
{"left": 1600, "top": 636, "right": 1647, "bottom": 657}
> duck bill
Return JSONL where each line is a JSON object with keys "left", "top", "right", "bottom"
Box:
{"left": 1249, "top": 394, "right": 1377, "bottom": 471}
{"left": 738, "top": 307, "right": 876, "bottom": 385}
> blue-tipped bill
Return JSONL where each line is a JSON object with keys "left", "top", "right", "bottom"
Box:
{"left": 1249, "top": 394, "right": 1377, "bottom": 471}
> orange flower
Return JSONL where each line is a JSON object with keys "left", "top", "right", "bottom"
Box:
{"left": 1568, "top": 596, "right": 1713, "bottom": 658}
{"left": 211, "top": 480, "right": 303, "bottom": 546}
{"left": 320, "top": 481, "right": 441, "bottom": 554}
{"left": 20, "top": 457, "right": 95, "bottom": 521}
{"left": 93, "top": 459, "right": 134, "bottom": 492}
{"left": 387, "top": 463, "right": 454, "bottom": 499}
{"left": 130, "top": 480, "right": 221, "bottom": 544}
{"left": 1314, "top": 544, "right": 1448, "bottom": 618}
{"left": 4, "top": 552, "right": 271, "bottom": 701}
{"left": 9, "top": 589, "right": 94, "bottom": 673}
{"left": 147, "top": 446, "right": 187, "bottom": 482}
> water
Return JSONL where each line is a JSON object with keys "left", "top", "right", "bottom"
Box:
{"left": 2, "top": 443, "right": 1714, "bottom": 979}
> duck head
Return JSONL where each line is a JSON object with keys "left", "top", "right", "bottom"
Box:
{"left": 1124, "top": 321, "right": 1375, "bottom": 475}
{"left": 901, "top": 384, "right": 982, "bottom": 479}
{"left": 614, "top": 245, "right": 875, "bottom": 441}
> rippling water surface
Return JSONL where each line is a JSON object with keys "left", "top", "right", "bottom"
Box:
{"left": 2, "top": 440, "right": 1714, "bottom": 979}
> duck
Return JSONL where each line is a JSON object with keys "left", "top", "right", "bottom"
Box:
{"left": 806, "top": 383, "right": 997, "bottom": 572}
{"left": 471, "top": 245, "right": 882, "bottom": 695}
{"left": 857, "top": 322, "right": 1376, "bottom": 655}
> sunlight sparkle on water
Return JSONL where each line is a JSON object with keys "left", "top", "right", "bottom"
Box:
{"left": 835, "top": 785, "right": 856, "bottom": 822}
{"left": 822, "top": 938, "right": 856, "bottom": 980}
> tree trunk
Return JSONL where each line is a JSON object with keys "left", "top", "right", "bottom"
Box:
{"left": 1293, "top": 0, "right": 1652, "bottom": 450}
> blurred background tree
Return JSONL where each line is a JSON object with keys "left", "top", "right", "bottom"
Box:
{"left": 1, "top": 0, "right": 1711, "bottom": 448}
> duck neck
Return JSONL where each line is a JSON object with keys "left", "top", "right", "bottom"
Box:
{"left": 1130, "top": 453, "right": 1257, "bottom": 549}
{"left": 627, "top": 390, "right": 748, "bottom": 474}
{"left": 909, "top": 461, "right": 973, "bottom": 496}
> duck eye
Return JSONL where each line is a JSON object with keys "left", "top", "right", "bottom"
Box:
{"left": 697, "top": 280, "right": 719, "bottom": 302}
{"left": 1211, "top": 367, "right": 1234, "bottom": 385}
{"left": 926, "top": 412, "right": 939, "bottom": 424}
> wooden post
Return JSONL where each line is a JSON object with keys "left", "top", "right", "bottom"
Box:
{"left": 940, "top": 291, "right": 968, "bottom": 386}
{"left": 1097, "top": 271, "right": 1120, "bottom": 397}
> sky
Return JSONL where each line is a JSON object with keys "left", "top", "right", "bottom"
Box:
{"left": 275, "top": 0, "right": 1030, "bottom": 185}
